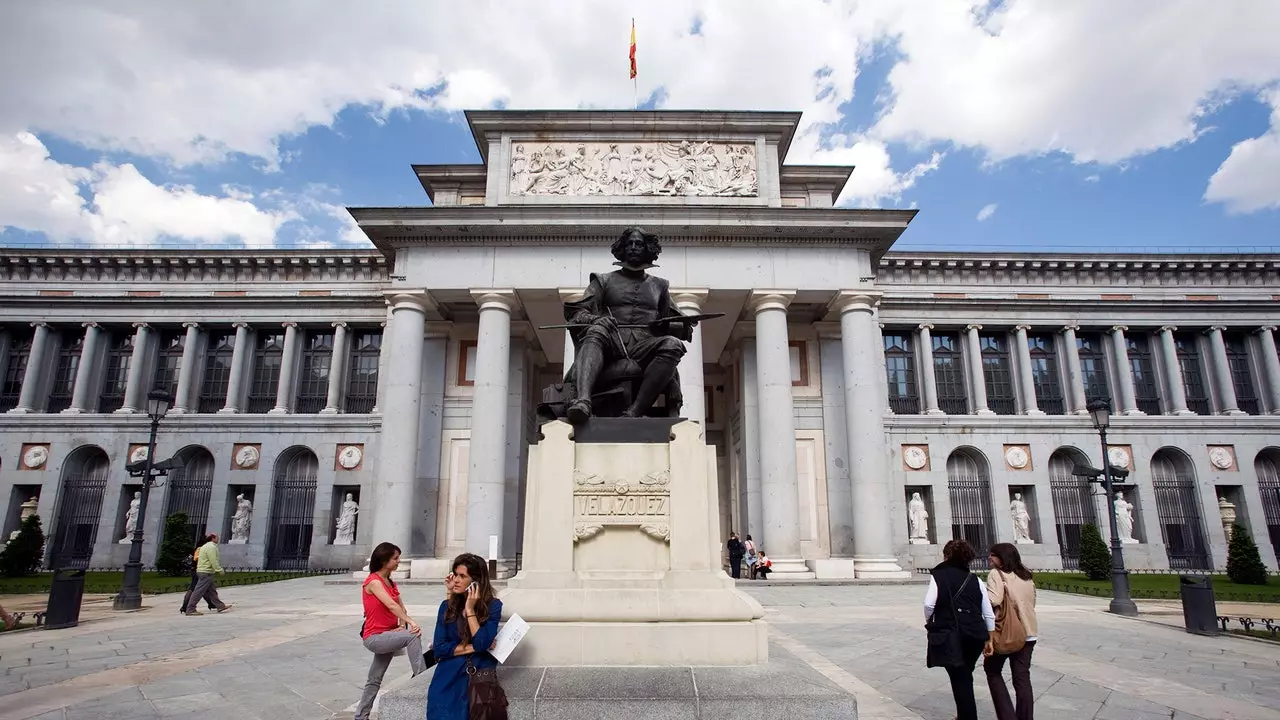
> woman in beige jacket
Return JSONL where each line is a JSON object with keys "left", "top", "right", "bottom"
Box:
{"left": 984, "top": 542, "right": 1037, "bottom": 720}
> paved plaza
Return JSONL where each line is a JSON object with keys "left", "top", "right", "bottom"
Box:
{"left": 2, "top": 577, "right": 1280, "bottom": 719}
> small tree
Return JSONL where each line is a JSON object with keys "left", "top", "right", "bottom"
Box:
{"left": 0, "top": 514, "right": 46, "bottom": 577}
{"left": 156, "top": 513, "right": 196, "bottom": 577}
{"left": 1079, "top": 522, "right": 1111, "bottom": 581}
{"left": 1226, "top": 523, "right": 1268, "bottom": 586}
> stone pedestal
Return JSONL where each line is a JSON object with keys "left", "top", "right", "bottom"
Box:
{"left": 500, "top": 419, "right": 768, "bottom": 666}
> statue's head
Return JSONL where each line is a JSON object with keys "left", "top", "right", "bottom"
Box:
{"left": 611, "top": 227, "right": 662, "bottom": 268}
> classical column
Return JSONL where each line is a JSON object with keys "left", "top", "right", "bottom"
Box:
{"left": 1014, "top": 325, "right": 1043, "bottom": 415}
{"left": 218, "top": 322, "right": 251, "bottom": 414}
{"left": 917, "top": 323, "right": 943, "bottom": 415}
{"left": 672, "top": 289, "right": 709, "bottom": 425}
{"left": 558, "top": 288, "right": 584, "bottom": 380}
{"left": 9, "top": 322, "right": 51, "bottom": 414}
{"left": 117, "top": 323, "right": 152, "bottom": 413}
{"left": 964, "top": 325, "right": 992, "bottom": 415}
{"left": 1110, "top": 326, "right": 1141, "bottom": 414}
{"left": 268, "top": 323, "right": 300, "bottom": 414}
{"left": 370, "top": 292, "right": 431, "bottom": 550}
{"left": 749, "top": 290, "right": 811, "bottom": 578}
{"left": 466, "top": 290, "right": 518, "bottom": 559}
{"left": 1257, "top": 326, "right": 1280, "bottom": 415}
{"left": 320, "top": 322, "right": 349, "bottom": 414}
{"left": 1062, "top": 325, "right": 1088, "bottom": 414}
{"left": 64, "top": 322, "right": 102, "bottom": 414}
{"left": 1158, "top": 326, "right": 1192, "bottom": 415}
{"left": 1206, "top": 326, "right": 1243, "bottom": 415}
{"left": 834, "top": 292, "right": 909, "bottom": 578}
{"left": 169, "top": 323, "right": 201, "bottom": 414}
{"left": 371, "top": 314, "right": 390, "bottom": 413}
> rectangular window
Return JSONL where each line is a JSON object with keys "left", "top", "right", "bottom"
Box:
{"left": 1224, "top": 333, "right": 1259, "bottom": 415}
{"left": 153, "top": 330, "right": 185, "bottom": 397}
{"left": 246, "top": 332, "right": 285, "bottom": 414}
{"left": 198, "top": 331, "right": 235, "bottom": 413}
{"left": 295, "top": 330, "right": 333, "bottom": 414}
{"left": 98, "top": 331, "right": 134, "bottom": 413}
{"left": 1126, "top": 333, "right": 1161, "bottom": 415}
{"left": 345, "top": 330, "right": 382, "bottom": 413}
{"left": 883, "top": 332, "right": 919, "bottom": 414}
{"left": 0, "top": 331, "right": 32, "bottom": 412}
{"left": 1076, "top": 333, "right": 1111, "bottom": 406}
{"left": 933, "top": 332, "right": 968, "bottom": 414}
{"left": 1028, "top": 334, "right": 1064, "bottom": 415}
{"left": 980, "top": 333, "right": 1016, "bottom": 415}
{"left": 1175, "top": 333, "right": 1209, "bottom": 414}
{"left": 47, "top": 332, "right": 82, "bottom": 413}
{"left": 788, "top": 341, "right": 810, "bottom": 387}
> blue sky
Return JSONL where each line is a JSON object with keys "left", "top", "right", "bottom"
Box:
{"left": 1, "top": 2, "right": 1277, "bottom": 253}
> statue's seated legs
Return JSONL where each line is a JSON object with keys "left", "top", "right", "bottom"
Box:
{"left": 565, "top": 332, "right": 686, "bottom": 424}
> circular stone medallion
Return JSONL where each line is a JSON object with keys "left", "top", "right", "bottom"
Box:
{"left": 234, "top": 445, "right": 260, "bottom": 469}
{"left": 23, "top": 445, "right": 49, "bottom": 469}
{"left": 903, "top": 446, "right": 928, "bottom": 470}
{"left": 129, "top": 445, "right": 149, "bottom": 464}
{"left": 1208, "top": 447, "right": 1234, "bottom": 470}
{"left": 337, "top": 445, "right": 363, "bottom": 470}
{"left": 1004, "top": 446, "right": 1030, "bottom": 469}
{"left": 1107, "top": 446, "right": 1131, "bottom": 469}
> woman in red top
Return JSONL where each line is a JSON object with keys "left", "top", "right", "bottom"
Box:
{"left": 354, "top": 542, "right": 430, "bottom": 720}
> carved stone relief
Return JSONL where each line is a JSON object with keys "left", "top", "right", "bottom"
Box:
{"left": 572, "top": 469, "right": 672, "bottom": 544}
{"left": 510, "top": 141, "right": 758, "bottom": 198}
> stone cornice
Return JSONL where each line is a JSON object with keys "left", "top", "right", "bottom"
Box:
{"left": 0, "top": 249, "right": 387, "bottom": 285}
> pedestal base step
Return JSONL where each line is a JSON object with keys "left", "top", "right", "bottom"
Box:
{"left": 379, "top": 650, "right": 856, "bottom": 719}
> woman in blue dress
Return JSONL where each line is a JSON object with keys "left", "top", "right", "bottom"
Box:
{"left": 427, "top": 552, "right": 503, "bottom": 720}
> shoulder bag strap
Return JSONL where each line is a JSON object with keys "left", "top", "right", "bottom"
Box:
{"left": 949, "top": 573, "right": 973, "bottom": 623}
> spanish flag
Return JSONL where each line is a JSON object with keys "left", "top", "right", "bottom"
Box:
{"left": 629, "top": 19, "right": 637, "bottom": 79}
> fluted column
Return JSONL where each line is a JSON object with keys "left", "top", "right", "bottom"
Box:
{"left": 1158, "top": 326, "right": 1192, "bottom": 415}
{"left": 169, "top": 323, "right": 201, "bottom": 414}
{"left": 749, "top": 290, "right": 811, "bottom": 578}
{"left": 964, "top": 324, "right": 992, "bottom": 415}
{"left": 559, "top": 288, "right": 584, "bottom": 381}
{"left": 1256, "top": 326, "right": 1280, "bottom": 415}
{"left": 64, "top": 322, "right": 102, "bottom": 414}
{"left": 1015, "top": 325, "right": 1043, "bottom": 415}
{"left": 1062, "top": 325, "right": 1087, "bottom": 414}
{"left": 672, "top": 289, "right": 709, "bottom": 425}
{"left": 466, "top": 290, "right": 518, "bottom": 559}
{"left": 9, "top": 322, "right": 51, "bottom": 414}
{"left": 268, "top": 323, "right": 300, "bottom": 414}
{"left": 371, "top": 292, "right": 431, "bottom": 550}
{"left": 218, "top": 322, "right": 251, "bottom": 414}
{"left": 1110, "top": 326, "right": 1140, "bottom": 414}
{"left": 1206, "top": 326, "right": 1243, "bottom": 415}
{"left": 917, "top": 323, "right": 943, "bottom": 415}
{"left": 117, "top": 323, "right": 152, "bottom": 413}
{"left": 834, "top": 292, "right": 909, "bottom": 578}
{"left": 320, "top": 322, "right": 349, "bottom": 414}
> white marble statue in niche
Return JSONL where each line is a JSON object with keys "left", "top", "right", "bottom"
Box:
{"left": 230, "top": 494, "right": 253, "bottom": 545}
{"left": 1114, "top": 491, "right": 1139, "bottom": 544}
{"left": 509, "top": 141, "right": 758, "bottom": 197}
{"left": 907, "top": 492, "right": 930, "bottom": 544}
{"left": 334, "top": 494, "right": 359, "bottom": 546}
{"left": 119, "top": 491, "right": 141, "bottom": 543}
{"left": 1010, "top": 493, "right": 1034, "bottom": 544}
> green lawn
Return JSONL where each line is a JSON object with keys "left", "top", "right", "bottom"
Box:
{"left": 1030, "top": 572, "right": 1280, "bottom": 603}
{"left": 0, "top": 570, "right": 321, "bottom": 596}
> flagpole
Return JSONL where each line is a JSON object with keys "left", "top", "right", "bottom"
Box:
{"left": 633, "top": 77, "right": 638, "bottom": 111}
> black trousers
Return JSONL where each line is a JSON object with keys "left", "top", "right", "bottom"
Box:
{"left": 985, "top": 640, "right": 1036, "bottom": 720}
{"left": 945, "top": 637, "right": 987, "bottom": 720}
{"left": 729, "top": 557, "right": 742, "bottom": 579}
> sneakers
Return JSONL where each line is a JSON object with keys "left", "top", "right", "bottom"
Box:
{"left": 216, "top": 605, "right": 233, "bottom": 613}
{"left": 184, "top": 610, "right": 203, "bottom": 616}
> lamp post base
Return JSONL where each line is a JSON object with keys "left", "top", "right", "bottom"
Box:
{"left": 113, "top": 559, "right": 145, "bottom": 611}
{"left": 1109, "top": 567, "right": 1139, "bottom": 616}
{"left": 112, "top": 591, "right": 143, "bottom": 611}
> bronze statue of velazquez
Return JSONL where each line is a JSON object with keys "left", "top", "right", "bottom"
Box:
{"left": 539, "top": 228, "right": 703, "bottom": 424}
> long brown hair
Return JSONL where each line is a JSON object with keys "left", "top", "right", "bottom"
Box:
{"left": 444, "top": 553, "right": 496, "bottom": 643}
{"left": 989, "top": 542, "right": 1034, "bottom": 581}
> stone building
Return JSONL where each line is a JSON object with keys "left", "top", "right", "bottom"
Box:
{"left": 1, "top": 109, "right": 1278, "bottom": 577}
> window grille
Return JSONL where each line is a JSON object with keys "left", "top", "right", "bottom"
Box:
{"left": 1076, "top": 333, "right": 1111, "bottom": 405}
{"left": 946, "top": 450, "right": 994, "bottom": 569}
{"left": 266, "top": 448, "right": 319, "bottom": 570}
{"left": 246, "top": 332, "right": 284, "bottom": 414}
{"left": 98, "top": 331, "right": 133, "bottom": 413}
{"left": 1048, "top": 448, "right": 1098, "bottom": 569}
{"left": 198, "top": 331, "right": 236, "bottom": 413}
{"left": 1126, "top": 333, "right": 1161, "bottom": 415}
{"left": 1257, "top": 452, "right": 1280, "bottom": 564}
{"left": 1151, "top": 450, "right": 1210, "bottom": 570}
{"left": 162, "top": 447, "right": 215, "bottom": 546}
{"left": 344, "top": 330, "right": 382, "bottom": 413}
{"left": 980, "top": 333, "right": 1016, "bottom": 415}
{"left": 1175, "top": 333, "right": 1210, "bottom": 415}
{"left": 933, "top": 332, "right": 968, "bottom": 414}
{"left": 295, "top": 330, "right": 333, "bottom": 414}
{"left": 153, "top": 330, "right": 185, "bottom": 396}
{"left": 47, "top": 333, "right": 82, "bottom": 414}
{"left": 49, "top": 448, "right": 110, "bottom": 569}
{"left": 1224, "top": 333, "right": 1259, "bottom": 415}
{"left": 1028, "top": 334, "right": 1064, "bottom": 414}
{"left": 0, "top": 331, "right": 31, "bottom": 412}
{"left": 883, "top": 331, "right": 919, "bottom": 414}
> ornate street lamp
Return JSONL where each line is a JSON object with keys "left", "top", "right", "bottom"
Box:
{"left": 1085, "top": 398, "right": 1139, "bottom": 616}
{"left": 113, "top": 388, "right": 173, "bottom": 611}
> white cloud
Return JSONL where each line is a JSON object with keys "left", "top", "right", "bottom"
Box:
{"left": 1084, "top": 175, "right": 1100, "bottom": 183}
{"left": 1205, "top": 91, "right": 1280, "bottom": 213}
{"left": 976, "top": 203, "right": 998, "bottom": 221}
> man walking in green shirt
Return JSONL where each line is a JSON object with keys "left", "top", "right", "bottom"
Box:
{"left": 186, "top": 533, "right": 233, "bottom": 616}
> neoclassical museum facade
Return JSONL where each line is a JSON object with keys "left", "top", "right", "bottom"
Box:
{"left": 1, "top": 110, "right": 1278, "bottom": 577}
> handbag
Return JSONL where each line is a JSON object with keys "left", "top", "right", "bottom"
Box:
{"left": 925, "top": 573, "right": 972, "bottom": 669}
{"left": 991, "top": 571, "right": 1027, "bottom": 655}
{"left": 466, "top": 655, "right": 509, "bottom": 720}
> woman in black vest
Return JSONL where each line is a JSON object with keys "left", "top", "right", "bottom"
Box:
{"left": 924, "top": 539, "right": 995, "bottom": 720}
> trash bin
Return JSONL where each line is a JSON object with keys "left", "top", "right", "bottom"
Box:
{"left": 1179, "top": 575, "right": 1220, "bottom": 636}
{"left": 44, "top": 568, "right": 86, "bottom": 629}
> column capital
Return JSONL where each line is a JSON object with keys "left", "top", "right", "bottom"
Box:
{"left": 29, "top": 321, "right": 49, "bottom": 330}
{"left": 1159, "top": 325, "right": 1178, "bottom": 333}
{"left": 1205, "top": 325, "right": 1228, "bottom": 334}
{"left": 1258, "top": 325, "right": 1278, "bottom": 334}
{"left": 671, "top": 288, "right": 711, "bottom": 311}
{"left": 331, "top": 321, "right": 349, "bottom": 330}
{"left": 232, "top": 321, "right": 252, "bottom": 330}
{"left": 471, "top": 288, "right": 521, "bottom": 314}
{"left": 182, "top": 321, "right": 201, "bottom": 330}
{"left": 131, "top": 322, "right": 151, "bottom": 331}
{"left": 917, "top": 322, "right": 935, "bottom": 331}
{"left": 747, "top": 290, "right": 795, "bottom": 314}
{"left": 81, "top": 321, "right": 99, "bottom": 329}
{"left": 827, "top": 290, "right": 881, "bottom": 315}
{"left": 384, "top": 289, "right": 438, "bottom": 315}
{"left": 1015, "top": 324, "right": 1032, "bottom": 332}
{"left": 1062, "top": 324, "right": 1080, "bottom": 333}
{"left": 965, "top": 324, "right": 983, "bottom": 332}
{"left": 558, "top": 287, "right": 586, "bottom": 304}
{"left": 281, "top": 321, "right": 298, "bottom": 330}
{"left": 1110, "top": 325, "right": 1128, "bottom": 333}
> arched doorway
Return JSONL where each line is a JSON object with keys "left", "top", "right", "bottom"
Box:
{"left": 50, "top": 446, "right": 110, "bottom": 569}
{"left": 1256, "top": 449, "right": 1280, "bottom": 563}
{"left": 1151, "top": 448, "right": 1209, "bottom": 570}
{"left": 1048, "top": 447, "right": 1098, "bottom": 569}
{"left": 266, "top": 447, "right": 318, "bottom": 570}
{"left": 946, "top": 448, "right": 995, "bottom": 568}
{"left": 162, "top": 445, "right": 215, "bottom": 546}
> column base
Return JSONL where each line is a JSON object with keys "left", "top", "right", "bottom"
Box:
{"left": 925, "top": 409, "right": 947, "bottom": 416}
{"left": 1173, "top": 409, "right": 1197, "bottom": 416}
{"left": 113, "top": 407, "right": 137, "bottom": 414}
{"left": 1122, "top": 409, "right": 1146, "bottom": 416}
{"left": 5, "top": 407, "right": 33, "bottom": 415}
{"left": 853, "top": 556, "right": 911, "bottom": 579}
{"left": 1074, "top": 409, "right": 1090, "bottom": 415}
{"left": 60, "top": 408, "right": 84, "bottom": 415}
{"left": 216, "top": 407, "right": 239, "bottom": 415}
{"left": 975, "top": 409, "right": 996, "bottom": 416}
{"left": 765, "top": 558, "right": 816, "bottom": 579}
{"left": 1222, "top": 409, "right": 1248, "bottom": 416}
{"left": 267, "top": 407, "right": 290, "bottom": 415}
{"left": 1025, "top": 409, "right": 1046, "bottom": 416}
{"left": 318, "top": 407, "right": 339, "bottom": 415}
{"left": 1015, "top": 538, "right": 1036, "bottom": 545}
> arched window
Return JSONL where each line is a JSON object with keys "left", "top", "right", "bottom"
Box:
{"left": 1048, "top": 447, "right": 1098, "bottom": 569}
{"left": 266, "top": 447, "right": 319, "bottom": 570}
{"left": 1151, "top": 448, "right": 1209, "bottom": 569}
{"left": 50, "top": 446, "right": 110, "bottom": 569}
{"left": 946, "top": 448, "right": 995, "bottom": 567}
{"left": 1256, "top": 449, "right": 1280, "bottom": 564}
{"left": 163, "top": 446, "right": 215, "bottom": 546}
